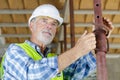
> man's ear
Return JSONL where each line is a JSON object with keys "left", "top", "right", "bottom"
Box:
{"left": 29, "top": 21, "right": 34, "bottom": 32}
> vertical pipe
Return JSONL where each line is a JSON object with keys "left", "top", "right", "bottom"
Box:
{"left": 69, "top": 0, "right": 75, "bottom": 47}
{"left": 63, "top": 23, "right": 67, "bottom": 51}
{"left": 93, "top": 0, "right": 108, "bottom": 80}
{"left": 60, "top": 41, "right": 64, "bottom": 53}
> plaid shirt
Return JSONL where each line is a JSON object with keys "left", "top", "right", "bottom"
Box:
{"left": 3, "top": 40, "right": 96, "bottom": 80}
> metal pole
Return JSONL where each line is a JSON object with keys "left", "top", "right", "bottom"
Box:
{"left": 93, "top": 0, "right": 108, "bottom": 80}
{"left": 69, "top": 0, "right": 75, "bottom": 47}
{"left": 63, "top": 23, "right": 67, "bottom": 51}
{"left": 60, "top": 41, "right": 64, "bottom": 53}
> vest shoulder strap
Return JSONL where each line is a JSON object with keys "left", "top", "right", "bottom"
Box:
{"left": 17, "top": 43, "right": 42, "bottom": 61}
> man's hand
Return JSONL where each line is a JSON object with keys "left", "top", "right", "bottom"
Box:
{"left": 73, "top": 31, "right": 96, "bottom": 56}
{"left": 92, "top": 17, "right": 114, "bottom": 38}
{"left": 102, "top": 17, "right": 114, "bottom": 38}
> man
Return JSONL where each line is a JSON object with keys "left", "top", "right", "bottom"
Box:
{"left": 2, "top": 4, "right": 113, "bottom": 80}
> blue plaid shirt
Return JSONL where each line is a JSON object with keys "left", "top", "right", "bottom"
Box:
{"left": 3, "top": 40, "right": 96, "bottom": 80}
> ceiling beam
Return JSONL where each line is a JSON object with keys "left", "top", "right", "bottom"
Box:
{"left": 0, "top": 9, "right": 120, "bottom": 14}
{"left": 67, "top": 34, "right": 120, "bottom": 38}
{"left": 74, "top": 10, "right": 120, "bottom": 14}
{"left": 0, "top": 34, "right": 120, "bottom": 38}
{"left": 0, "top": 34, "right": 30, "bottom": 37}
{"left": 0, "top": 23, "right": 120, "bottom": 27}
{"left": 0, "top": 10, "right": 33, "bottom": 14}
{"left": 0, "top": 23, "right": 28, "bottom": 27}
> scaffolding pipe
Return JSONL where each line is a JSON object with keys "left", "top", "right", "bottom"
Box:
{"left": 93, "top": 0, "right": 108, "bottom": 80}
{"left": 63, "top": 23, "right": 67, "bottom": 51}
{"left": 69, "top": 0, "right": 75, "bottom": 47}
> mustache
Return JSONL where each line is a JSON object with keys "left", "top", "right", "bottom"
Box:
{"left": 41, "top": 29, "right": 53, "bottom": 36}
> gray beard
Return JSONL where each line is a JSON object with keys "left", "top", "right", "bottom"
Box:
{"left": 36, "top": 30, "right": 54, "bottom": 46}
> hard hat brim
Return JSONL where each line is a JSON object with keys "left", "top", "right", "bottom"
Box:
{"left": 28, "top": 14, "right": 63, "bottom": 27}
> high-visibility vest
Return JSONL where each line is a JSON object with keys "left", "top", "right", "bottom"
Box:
{"left": 0, "top": 43, "right": 63, "bottom": 80}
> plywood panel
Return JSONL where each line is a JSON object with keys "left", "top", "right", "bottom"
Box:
{"left": 112, "top": 38, "right": 120, "bottom": 43}
{"left": 67, "top": 27, "right": 85, "bottom": 34}
{"left": 2, "top": 27, "right": 16, "bottom": 34}
{"left": 12, "top": 14, "right": 26, "bottom": 23}
{"left": 16, "top": 27, "right": 28, "bottom": 34}
{"left": 8, "top": 0, "right": 24, "bottom": 9}
{"left": 0, "top": 0, "right": 9, "bottom": 9}
{"left": 113, "top": 15, "right": 120, "bottom": 23}
{"left": 105, "top": 0, "right": 120, "bottom": 10}
{"left": 5, "top": 38, "right": 18, "bottom": 43}
{"left": 85, "top": 14, "right": 94, "bottom": 23}
{"left": 74, "top": 14, "right": 85, "bottom": 23}
{"left": 112, "top": 28, "right": 119, "bottom": 34}
{"left": 0, "top": 15, "right": 12, "bottom": 22}
{"left": 108, "top": 38, "right": 113, "bottom": 43}
{"left": 24, "top": 0, "right": 38, "bottom": 9}
{"left": 101, "top": 0, "right": 107, "bottom": 9}
{"left": 73, "top": 0, "right": 80, "bottom": 10}
{"left": 80, "top": 0, "right": 93, "bottom": 9}
{"left": 39, "top": 0, "right": 63, "bottom": 9}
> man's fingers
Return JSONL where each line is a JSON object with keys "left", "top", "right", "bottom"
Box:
{"left": 81, "top": 30, "right": 87, "bottom": 37}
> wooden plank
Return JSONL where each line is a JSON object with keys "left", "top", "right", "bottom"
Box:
{"left": 8, "top": 0, "right": 24, "bottom": 9}
{"left": 80, "top": 0, "right": 93, "bottom": 9}
{"left": 66, "top": 27, "right": 85, "bottom": 34}
{"left": 2, "top": 27, "right": 16, "bottom": 34}
{"left": 108, "top": 38, "right": 113, "bottom": 43}
{"left": 23, "top": 0, "right": 38, "bottom": 9}
{"left": 108, "top": 49, "right": 116, "bottom": 53}
{"left": 26, "top": 14, "right": 31, "bottom": 22}
{"left": 15, "top": 27, "right": 28, "bottom": 34}
{"left": 12, "top": 14, "right": 26, "bottom": 23}
{"left": 112, "top": 28, "right": 119, "bottom": 34}
{"left": 113, "top": 38, "right": 120, "bottom": 43}
{"left": 105, "top": 0, "right": 119, "bottom": 10}
{"left": 101, "top": 0, "right": 107, "bottom": 9}
{"left": 0, "top": 15, "right": 12, "bottom": 22}
{"left": 85, "top": 14, "right": 94, "bottom": 23}
{"left": 116, "top": 49, "right": 120, "bottom": 53}
{"left": 5, "top": 37, "right": 18, "bottom": 43}
{"left": 39, "top": 0, "right": 63, "bottom": 9}
{"left": 74, "top": 14, "right": 85, "bottom": 22}
{"left": 113, "top": 14, "right": 120, "bottom": 23}
{"left": 73, "top": 0, "right": 80, "bottom": 10}
{"left": 0, "top": 0, "right": 9, "bottom": 9}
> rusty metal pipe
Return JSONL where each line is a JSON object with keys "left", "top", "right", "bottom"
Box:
{"left": 63, "top": 23, "right": 67, "bottom": 51}
{"left": 69, "top": 0, "right": 75, "bottom": 47}
{"left": 93, "top": 0, "right": 108, "bottom": 80}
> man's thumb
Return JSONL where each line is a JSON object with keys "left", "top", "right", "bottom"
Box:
{"left": 81, "top": 30, "right": 87, "bottom": 37}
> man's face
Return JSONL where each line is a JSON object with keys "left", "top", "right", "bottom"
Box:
{"left": 31, "top": 16, "right": 58, "bottom": 45}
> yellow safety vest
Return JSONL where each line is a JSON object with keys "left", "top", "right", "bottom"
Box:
{"left": 0, "top": 43, "right": 63, "bottom": 80}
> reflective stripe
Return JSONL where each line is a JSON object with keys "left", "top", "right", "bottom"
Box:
{"left": 0, "top": 55, "right": 5, "bottom": 79}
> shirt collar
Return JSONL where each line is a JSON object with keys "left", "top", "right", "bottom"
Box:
{"left": 25, "top": 40, "right": 50, "bottom": 57}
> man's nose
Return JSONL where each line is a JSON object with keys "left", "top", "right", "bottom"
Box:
{"left": 46, "top": 23, "right": 53, "bottom": 29}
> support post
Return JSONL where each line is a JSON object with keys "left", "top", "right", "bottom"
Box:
{"left": 69, "top": 0, "right": 75, "bottom": 47}
{"left": 93, "top": 0, "right": 108, "bottom": 80}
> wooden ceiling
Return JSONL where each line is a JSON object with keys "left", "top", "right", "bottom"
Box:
{"left": 0, "top": 0, "right": 120, "bottom": 55}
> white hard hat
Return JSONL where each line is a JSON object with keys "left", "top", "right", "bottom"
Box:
{"left": 28, "top": 4, "right": 63, "bottom": 26}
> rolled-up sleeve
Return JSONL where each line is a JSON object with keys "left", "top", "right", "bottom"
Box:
{"left": 3, "top": 44, "right": 59, "bottom": 80}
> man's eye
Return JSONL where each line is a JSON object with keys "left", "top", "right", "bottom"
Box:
{"left": 52, "top": 23, "right": 58, "bottom": 26}
{"left": 42, "top": 19, "right": 47, "bottom": 23}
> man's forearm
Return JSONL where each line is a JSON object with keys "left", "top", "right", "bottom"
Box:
{"left": 58, "top": 48, "right": 83, "bottom": 72}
